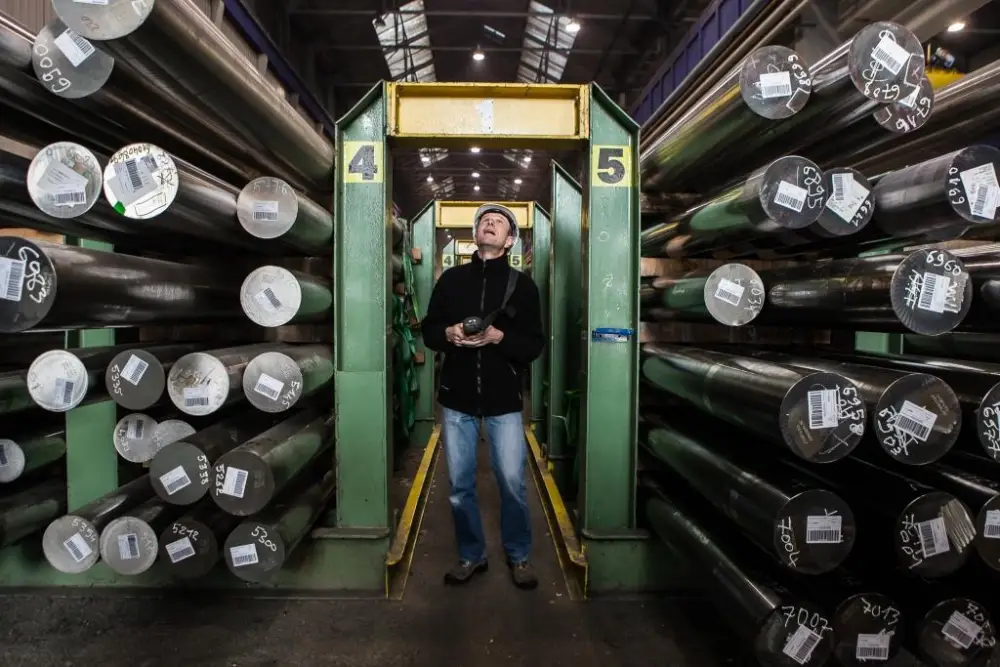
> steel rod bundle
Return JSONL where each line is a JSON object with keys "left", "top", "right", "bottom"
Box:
{"left": 98, "top": 494, "right": 185, "bottom": 576}
{"left": 0, "top": 368, "right": 38, "bottom": 416}
{"left": 0, "top": 479, "right": 66, "bottom": 547}
{"left": 223, "top": 471, "right": 334, "bottom": 583}
{"left": 640, "top": 263, "right": 766, "bottom": 327}
{"left": 242, "top": 346, "right": 334, "bottom": 413}
{"left": 26, "top": 345, "right": 146, "bottom": 413}
{"left": 639, "top": 45, "right": 813, "bottom": 193}
{"left": 41, "top": 474, "right": 154, "bottom": 574}
{"left": 104, "top": 343, "right": 210, "bottom": 412}
{"left": 52, "top": 0, "right": 335, "bottom": 188}
{"left": 209, "top": 409, "right": 333, "bottom": 516}
{"left": 644, "top": 421, "right": 856, "bottom": 574}
{"left": 0, "top": 236, "right": 251, "bottom": 333}
{"left": 240, "top": 266, "right": 333, "bottom": 328}
{"left": 236, "top": 177, "right": 333, "bottom": 254}
{"left": 641, "top": 344, "right": 867, "bottom": 462}
{"left": 149, "top": 410, "right": 282, "bottom": 506}
{"left": 0, "top": 428, "right": 65, "bottom": 484}
{"left": 748, "top": 351, "right": 963, "bottom": 465}
{"left": 165, "top": 343, "right": 289, "bottom": 417}
{"left": 159, "top": 500, "right": 240, "bottom": 579}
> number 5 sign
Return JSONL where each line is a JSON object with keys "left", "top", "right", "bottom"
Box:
{"left": 343, "top": 141, "right": 385, "bottom": 184}
{"left": 591, "top": 145, "right": 632, "bottom": 187}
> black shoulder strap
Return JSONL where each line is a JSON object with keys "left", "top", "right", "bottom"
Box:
{"left": 482, "top": 268, "right": 519, "bottom": 327}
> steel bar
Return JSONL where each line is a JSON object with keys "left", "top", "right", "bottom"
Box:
{"left": 640, "top": 263, "right": 766, "bottom": 327}
{"left": 639, "top": 156, "right": 826, "bottom": 258}
{"left": 41, "top": 474, "right": 154, "bottom": 573}
{"left": 644, "top": 422, "right": 856, "bottom": 574}
{"left": 642, "top": 482, "right": 835, "bottom": 667}
{"left": 236, "top": 177, "right": 333, "bottom": 254}
{"left": 224, "top": 470, "right": 334, "bottom": 582}
{"left": 159, "top": 500, "right": 239, "bottom": 579}
{"left": 781, "top": 456, "right": 975, "bottom": 578}
{"left": 52, "top": 0, "right": 335, "bottom": 188}
{"left": 242, "top": 346, "right": 333, "bottom": 414}
{"left": 239, "top": 266, "right": 332, "bottom": 328}
{"left": 210, "top": 409, "right": 333, "bottom": 516}
{"left": 99, "top": 495, "right": 185, "bottom": 575}
{"left": 104, "top": 344, "right": 210, "bottom": 412}
{"left": 953, "top": 249, "right": 1000, "bottom": 336}
{"left": 0, "top": 236, "right": 252, "bottom": 334}
{"left": 0, "top": 368, "right": 37, "bottom": 416}
{"left": 26, "top": 345, "right": 146, "bottom": 413}
{"left": 29, "top": 18, "right": 114, "bottom": 99}
{"left": 641, "top": 344, "right": 867, "bottom": 462}
{"left": 639, "top": 45, "right": 812, "bottom": 193}
{"left": 748, "top": 351, "right": 963, "bottom": 465}
{"left": 165, "top": 343, "right": 288, "bottom": 417}
{"left": 111, "top": 413, "right": 159, "bottom": 463}
{"left": 0, "top": 479, "right": 66, "bottom": 547}
{"left": 915, "top": 597, "right": 997, "bottom": 667}
{"left": 753, "top": 248, "right": 973, "bottom": 336}
{"left": 149, "top": 410, "right": 282, "bottom": 506}
{"left": 0, "top": 428, "right": 64, "bottom": 484}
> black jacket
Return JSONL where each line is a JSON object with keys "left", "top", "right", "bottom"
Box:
{"left": 421, "top": 251, "right": 544, "bottom": 417}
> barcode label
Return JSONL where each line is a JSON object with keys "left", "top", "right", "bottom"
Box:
{"left": 221, "top": 466, "right": 249, "bottom": 498}
{"left": 774, "top": 181, "right": 807, "bottom": 213}
{"left": 984, "top": 509, "right": 1000, "bottom": 539}
{"left": 183, "top": 386, "right": 209, "bottom": 407}
{"left": 713, "top": 278, "right": 744, "bottom": 306}
{"left": 758, "top": 71, "right": 792, "bottom": 99}
{"left": 783, "top": 624, "right": 822, "bottom": 665}
{"left": 917, "top": 272, "right": 950, "bottom": 313}
{"left": 54, "top": 191, "right": 87, "bottom": 206}
{"left": 832, "top": 173, "right": 847, "bottom": 201}
{"left": 252, "top": 201, "right": 280, "bottom": 221}
{"left": 253, "top": 373, "right": 285, "bottom": 400}
{"left": 141, "top": 155, "right": 158, "bottom": 173}
{"left": 898, "top": 86, "right": 919, "bottom": 108}
{"left": 126, "top": 418, "right": 144, "bottom": 440}
{"left": 855, "top": 633, "right": 890, "bottom": 661}
{"left": 961, "top": 164, "right": 1000, "bottom": 219}
{"left": 165, "top": 536, "right": 196, "bottom": 564}
{"left": 872, "top": 35, "right": 909, "bottom": 75}
{"left": 254, "top": 288, "right": 282, "bottom": 312}
{"left": 159, "top": 465, "right": 192, "bottom": 496}
{"left": 942, "top": 610, "right": 982, "bottom": 650}
{"left": 53, "top": 378, "right": 75, "bottom": 407}
{"left": 230, "top": 543, "right": 259, "bottom": 567}
{"left": 0, "top": 257, "right": 25, "bottom": 302}
{"left": 895, "top": 400, "right": 937, "bottom": 442}
{"left": 64, "top": 532, "right": 92, "bottom": 563}
{"left": 53, "top": 28, "right": 96, "bottom": 68}
{"left": 118, "top": 533, "right": 140, "bottom": 561}
{"left": 112, "top": 158, "right": 156, "bottom": 207}
{"left": 807, "top": 389, "right": 839, "bottom": 429}
{"left": 121, "top": 354, "right": 149, "bottom": 386}
{"left": 806, "top": 515, "right": 842, "bottom": 544}
{"left": 917, "top": 516, "right": 950, "bottom": 558}
{"left": 124, "top": 159, "right": 143, "bottom": 191}
{"left": 971, "top": 185, "right": 999, "bottom": 219}
{"left": 0, "top": 442, "right": 7, "bottom": 467}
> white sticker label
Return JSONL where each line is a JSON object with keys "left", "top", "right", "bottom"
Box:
{"left": 896, "top": 400, "right": 937, "bottom": 442}
{"left": 52, "top": 378, "right": 75, "bottom": 408}
{"left": 253, "top": 373, "right": 285, "bottom": 401}
{"left": 759, "top": 71, "right": 792, "bottom": 99}
{"left": 960, "top": 164, "right": 1000, "bottom": 220}
{"left": 229, "top": 543, "right": 259, "bottom": 567}
{"left": 73, "top": 0, "right": 110, "bottom": 4}
{"left": 121, "top": 354, "right": 149, "bottom": 386}
{"left": 985, "top": 509, "right": 1000, "bottom": 539}
{"left": 806, "top": 515, "right": 842, "bottom": 544}
{"left": 826, "top": 175, "right": 870, "bottom": 224}
{"left": 942, "top": 610, "right": 983, "bottom": 649}
{"left": 871, "top": 35, "right": 909, "bottom": 75}
{"left": 807, "top": 389, "right": 839, "bottom": 429}
{"left": 713, "top": 278, "right": 745, "bottom": 306}
{"left": 111, "top": 158, "right": 157, "bottom": 207}
{"left": 855, "top": 633, "right": 891, "bottom": 661}
{"left": 182, "top": 386, "right": 209, "bottom": 408}
{"left": 253, "top": 288, "right": 282, "bottom": 312}
{"left": 783, "top": 624, "right": 823, "bottom": 665}
{"left": 63, "top": 532, "right": 92, "bottom": 563}
{"left": 898, "top": 86, "right": 920, "bottom": 109}
{"left": 917, "top": 516, "right": 950, "bottom": 558}
{"left": 774, "top": 181, "right": 807, "bottom": 213}
{"left": 252, "top": 201, "right": 280, "bottom": 221}
{"left": 916, "top": 272, "right": 950, "bottom": 314}
{"left": 34, "top": 159, "right": 90, "bottom": 207}
{"left": 165, "top": 536, "right": 196, "bottom": 563}
{"left": 53, "top": 28, "right": 96, "bottom": 68}
{"left": 159, "top": 465, "right": 193, "bottom": 496}
{"left": 0, "top": 257, "right": 26, "bottom": 302}
{"left": 220, "top": 466, "right": 249, "bottom": 498}
{"left": 118, "top": 533, "right": 140, "bottom": 560}
{"left": 125, "top": 418, "right": 144, "bottom": 440}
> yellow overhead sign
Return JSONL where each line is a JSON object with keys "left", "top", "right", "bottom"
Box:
{"left": 435, "top": 200, "right": 534, "bottom": 229}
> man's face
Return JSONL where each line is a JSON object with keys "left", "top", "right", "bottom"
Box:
{"left": 475, "top": 212, "right": 513, "bottom": 249}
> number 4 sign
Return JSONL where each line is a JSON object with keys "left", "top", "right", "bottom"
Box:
{"left": 343, "top": 141, "right": 384, "bottom": 184}
{"left": 591, "top": 145, "right": 632, "bottom": 187}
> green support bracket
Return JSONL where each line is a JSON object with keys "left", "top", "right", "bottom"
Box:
{"left": 410, "top": 200, "right": 436, "bottom": 424}
{"left": 854, "top": 246, "right": 904, "bottom": 355}
{"left": 547, "top": 162, "right": 582, "bottom": 491}
{"left": 530, "top": 203, "right": 551, "bottom": 427}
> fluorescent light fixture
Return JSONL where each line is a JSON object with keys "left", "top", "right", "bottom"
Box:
{"left": 472, "top": 50, "right": 485, "bottom": 61}
{"left": 426, "top": 175, "right": 434, "bottom": 182}
{"left": 421, "top": 155, "right": 430, "bottom": 163}
{"left": 514, "top": 178, "right": 522, "bottom": 185}
{"left": 470, "top": 146, "right": 481, "bottom": 153}
{"left": 474, "top": 184, "right": 481, "bottom": 191}
{"left": 566, "top": 19, "right": 580, "bottom": 34}
{"left": 947, "top": 21, "right": 966, "bottom": 31}
{"left": 472, "top": 171, "right": 480, "bottom": 178}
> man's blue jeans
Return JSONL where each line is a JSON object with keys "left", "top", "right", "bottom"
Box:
{"left": 441, "top": 407, "right": 531, "bottom": 564}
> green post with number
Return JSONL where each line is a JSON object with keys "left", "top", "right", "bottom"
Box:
{"left": 530, "top": 203, "right": 551, "bottom": 427}
{"left": 410, "top": 201, "right": 437, "bottom": 426}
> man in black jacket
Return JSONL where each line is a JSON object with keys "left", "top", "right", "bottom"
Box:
{"left": 421, "top": 203, "right": 545, "bottom": 590}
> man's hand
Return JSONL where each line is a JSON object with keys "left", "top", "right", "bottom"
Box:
{"left": 445, "top": 323, "right": 468, "bottom": 345}
{"left": 461, "top": 326, "right": 503, "bottom": 348}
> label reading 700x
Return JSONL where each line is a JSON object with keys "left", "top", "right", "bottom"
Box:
{"left": 343, "top": 141, "right": 385, "bottom": 184}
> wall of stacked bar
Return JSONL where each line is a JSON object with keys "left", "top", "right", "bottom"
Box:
{"left": 0, "top": 2, "right": 421, "bottom": 589}
{"left": 635, "top": 8, "right": 1000, "bottom": 667}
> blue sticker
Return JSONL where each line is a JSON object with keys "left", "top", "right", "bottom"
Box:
{"left": 591, "top": 327, "right": 634, "bottom": 343}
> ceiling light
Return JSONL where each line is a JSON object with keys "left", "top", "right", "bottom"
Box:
{"left": 472, "top": 171, "right": 480, "bottom": 178}
{"left": 474, "top": 185, "right": 481, "bottom": 192}
{"left": 514, "top": 178, "right": 522, "bottom": 185}
{"left": 472, "top": 50, "right": 485, "bottom": 61}
{"left": 523, "top": 156, "right": 532, "bottom": 163}
{"left": 470, "top": 147, "right": 481, "bottom": 153}
{"left": 566, "top": 19, "right": 581, "bottom": 34}
{"left": 947, "top": 21, "right": 966, "bottom": 32}
{"left": 426, "top": 175, "right": 434, "bottom": 182}
{"left": 421, "top": 155, "right": 430, "bottom": 163}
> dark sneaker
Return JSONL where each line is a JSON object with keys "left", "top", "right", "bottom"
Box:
{"left": 443, "top": 559, "right": 488, "bottom": 585}
{"left": 509, "top": 560, "right": 538, "bottom": 590}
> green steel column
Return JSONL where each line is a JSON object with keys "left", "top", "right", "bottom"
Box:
{"left": 855, "top": 247, "right": 904, "bottom": 355}
{"left": 334, "top": 84, "right": 393, "bottom": 534}
{"left": 64, "top": 238, "right": 117, "bottom": 510}
{"left": 547, "top": 163, "right": 582, "bottom": 489}
{"left": 579, "top": 85, "right": 640, "bottom": 533}
{"left": 410, "top": 201, "right": 436, "bottom": 424}
{"left": 530, "top": 203, "right": 551, "bottom": 427}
